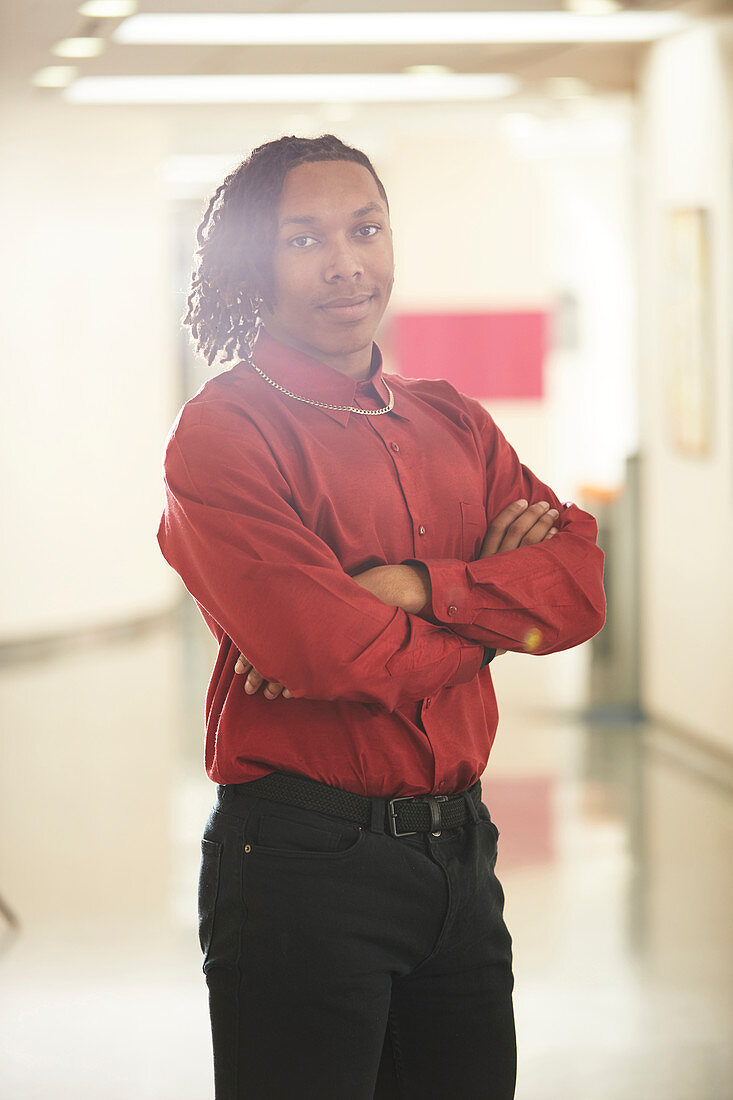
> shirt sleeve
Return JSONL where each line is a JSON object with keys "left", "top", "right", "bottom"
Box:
{"left": 401, "top": 401, "right": 606, "bottom": 656}
{"left": 157, "top": 410, "right": 485, "bottom": 710}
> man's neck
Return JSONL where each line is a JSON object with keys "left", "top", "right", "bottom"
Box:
{"left": 261, "top": 324, "right": 374, "bottom": 382}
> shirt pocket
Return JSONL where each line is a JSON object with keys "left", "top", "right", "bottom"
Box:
{"left": 460, "top": 500, "right": 486, "bottom": 560}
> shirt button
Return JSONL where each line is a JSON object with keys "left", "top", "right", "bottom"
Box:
{"left": 418, "top": 525, "right": 426, "bottom": 536}
{"left": 424, "top": 697, "right": 431, "bottom": 708}
{"left": 447, "top": 605, "right": 457, "bottom": 616}
{"left": 390, "top": 441, "right": 400, "bottom": 452}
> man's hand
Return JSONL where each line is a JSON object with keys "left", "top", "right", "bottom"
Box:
{"left": 477, "top": 498, "right": 559, "bottom": 656}
{"left": 234, "top": 654, "right": 293, "bottom": 699}
{"left": 479, "top": 498, "right": 558, "bottom": 559}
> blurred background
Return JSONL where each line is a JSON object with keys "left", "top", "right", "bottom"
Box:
{"left": 1, "top": 1, "right": 731, "bottom": 1097}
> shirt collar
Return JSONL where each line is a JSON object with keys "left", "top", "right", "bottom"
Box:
{"left": 245, "top": 328, "right": 409, "bottom": 427}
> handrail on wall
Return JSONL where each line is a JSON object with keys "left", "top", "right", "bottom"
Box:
{"left": 0, "top": 604, "right": 181, "bottom": 669}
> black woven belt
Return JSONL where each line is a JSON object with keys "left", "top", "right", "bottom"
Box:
{"left": 232, "top": 771, "right": 482, "bottom": 838}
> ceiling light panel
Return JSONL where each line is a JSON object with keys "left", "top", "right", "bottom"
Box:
{"left": 113, "top": 11, "right": 691, "bottom": 47}
{"left": 78, "top": 1, "right": 138, "bottom": 15}
{"left": 32, "top": 67, "right": 79, "bottom": 88}
{"left": 52, "top": 38, "right": 106, "bottom": 58}
{"left": 565, "top": 0, "right": 622, "bottom": 13}
{"left": 64, "top": 72, "right": 520, "bottom": 105}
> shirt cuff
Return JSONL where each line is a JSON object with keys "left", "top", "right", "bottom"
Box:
{"left": 448, "top": 639, "right": 486, "bottom": 686}
{"left": 401, "top": 558, "right": 473, "bottom": 626}
{"left": 480, "top": 646, "right": 496, "bottom": 668}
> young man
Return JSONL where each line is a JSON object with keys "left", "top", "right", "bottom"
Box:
{"left": 157, "top": 134, "right": 605, "bottom": 1099}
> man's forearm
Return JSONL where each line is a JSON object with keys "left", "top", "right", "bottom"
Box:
{"left": 351, "top": 563, "right": 432, "bottom": 614}
{"left": 351, "top": 563, "right": 498, "bottom": 668}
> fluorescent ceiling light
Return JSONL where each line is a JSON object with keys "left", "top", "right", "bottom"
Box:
{"left": 52, "top": 37, "right": 106, "bottom": 58}
{"left": 32, "top": 66, "right": 78, "bottom": 88}
{"left": 565, "top": 0, "right": 621, "bottom": 13}
{"left": 64, "top": 72, "right": 520, "bottom": 104}
{"left": 545, "top": 76, "right": 592, "bottom": 98}
{"left": 78, "top": 1, "right": 137, "bottom": 16}
{"left": 404, "top": 65, "right": 453, "bottom": 76}
{"left": 113, "top": 11, "right": 691, "bottom": 46}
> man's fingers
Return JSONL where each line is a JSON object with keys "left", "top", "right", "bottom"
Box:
{"left": 481, "top": 499, "right": 529, "bottom": 556}
{"left": 234, "top": 654, "right": 290, "bottom": 699}
{"left": 517, "top": 506, "right": 559, "bottom": 548}
{"left": 502, "top": 500, "right": 549, "bottom": 550}
{"left": 243, "top": 667, "right": 262, "bottom": 693}
{"left": 263, "top": 683, "right": 283, "bottom": 698}
{"left": 498, "top": 501, "right": 557, "bottom": 552}
{"left": 480, "top": 500, "right": 561, "bottom": 558}
{"left": 247, "top": 669, "right": 289, "bottom": 698}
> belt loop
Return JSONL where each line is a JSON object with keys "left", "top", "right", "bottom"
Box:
{"left": 370, "top": 796, "right": 387, "bottom": 834}
{"left": 427, "top": 796, "right": 442, "bottom": 836}
{"left": 463, "top": 787, "right": 480, "bottom": 824}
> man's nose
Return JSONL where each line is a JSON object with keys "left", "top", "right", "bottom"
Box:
{"left": 324, "top": 236, "right": 364, "bottom": 280}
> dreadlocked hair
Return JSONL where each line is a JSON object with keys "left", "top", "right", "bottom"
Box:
{"left": 182, "top": 133, "right": 389, "bottom": 367}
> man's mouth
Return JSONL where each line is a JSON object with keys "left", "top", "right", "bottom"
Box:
{"left": 319, "top": 294, "right": 374, "bottom": 318}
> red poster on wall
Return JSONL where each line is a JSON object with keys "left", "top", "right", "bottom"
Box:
{"left": 388, "top": 311, "right": 547, "bottom": 400}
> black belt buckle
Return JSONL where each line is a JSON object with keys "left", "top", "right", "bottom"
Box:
{"left": 388, "top": 795, "right": 418, "bottom": 837}
{"left": 388, "top": 793, "right": 450, "bottom": 837}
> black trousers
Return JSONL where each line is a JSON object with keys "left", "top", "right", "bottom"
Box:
{"left": 198, "top": 781, "right": 516, "bottom": 1099}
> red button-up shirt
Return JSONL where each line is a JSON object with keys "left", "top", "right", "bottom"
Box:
{"left": 157, "top": 329, "right": 605, "bottom": 797}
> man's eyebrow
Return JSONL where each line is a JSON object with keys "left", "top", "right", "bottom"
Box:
{"left": 279, "top": 202, "right": 386, "bottom": 228}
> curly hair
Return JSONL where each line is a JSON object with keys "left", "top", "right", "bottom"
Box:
{"left": 182, "top": 134, "right": 389, "bottom": 367}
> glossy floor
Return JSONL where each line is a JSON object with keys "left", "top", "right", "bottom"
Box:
{"left": 0, "top": 713, "right": 731, "bottom": 1099}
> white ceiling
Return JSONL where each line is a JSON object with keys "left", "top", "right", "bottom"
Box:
{"left": 0, "top": 0, "right": 727, "bottom": 101}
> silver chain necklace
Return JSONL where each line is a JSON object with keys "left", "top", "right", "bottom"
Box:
{"left": 248, "top": 359, "right": 395, "bottom": 416}
{"left": 242, "top": 312, "right": 394, "bottom": 415}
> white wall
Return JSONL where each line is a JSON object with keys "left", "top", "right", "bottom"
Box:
{"left": 637, "top": 20, "right": 733, "bottom": 753}
{"left": 0, "top": 101, "right": 178, "bottom": 636}
{"left": 0, "top": 100, "right": 180, "bottom": 920}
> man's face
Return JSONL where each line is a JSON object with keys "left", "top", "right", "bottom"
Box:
{"left": 260, "top": 159, "right": 395, "bottom": 377}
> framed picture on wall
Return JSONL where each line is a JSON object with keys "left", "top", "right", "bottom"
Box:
{"left": 664, "top": 207, "right": 714, "bottom": 457}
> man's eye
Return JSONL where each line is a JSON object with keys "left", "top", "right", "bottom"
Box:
{"left": 356, "top": 224, "right": 380, "bottom": 238}
{"left": 291, "top": 235, "right": 317, "bottom": 248}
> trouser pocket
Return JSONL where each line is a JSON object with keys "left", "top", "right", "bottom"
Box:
{"left": 198, "top": 838, "right": 223, "bottom": 962}
{"left": 199, "top": 809, "right": 252, "bottom": 975}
